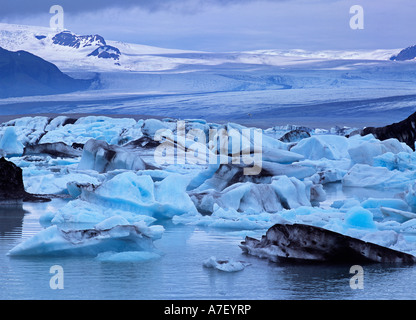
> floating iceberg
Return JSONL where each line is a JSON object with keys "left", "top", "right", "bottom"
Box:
{"left": 348, "top": 137, "right": 412, "bottom": 166}
{"left": 77, "top": 139, "right": 151, "bottom": 173}
{"left": 8, "top": 217, "right": 164, "bottom": 256}
{"left": 374, "top": 151, "right": 416, "bottom": 171}
{"left": 290, "top": 135, "right": 349, "bottom": 160}
{"left": 39, "top": 116, "right": 139, "bottom": 146}
{"left": 0, "top": 116, "right": 50, "bottom": 146}
{"left": 202, "top": 256, "right": 247, "bottom": 272}
{"left": 46, "top": 172, "right": 199, "bottom": 226}
{"left": 0, "top": 127, "right": 24, "bottom": 156}
{"left": 24, "top": 171, "right": 101, "bottom": 195}
{"left": 189, "top": 175, "right": 313, "bottom": 217}
{"left": 344, "top": 206, "right": 377, "bottom": 230}
{"left": 342, "top": 164, "right": 416, "bottom": 189}
{"left": 240, "top": 223, "right": 416, "bottom": 264}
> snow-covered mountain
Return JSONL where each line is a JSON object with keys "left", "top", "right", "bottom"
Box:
{"left": 0, "top": 23, "right": 193, "bottom": 72}
{"left": 51, "top": 31, "right": 106, "bottom": 49}
{"left": 0, "top": 23, "right": 403, "bottom": 73}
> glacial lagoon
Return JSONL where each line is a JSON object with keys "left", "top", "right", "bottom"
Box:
{"left": 2, "top": 186, "right": 416, "bottom": 300}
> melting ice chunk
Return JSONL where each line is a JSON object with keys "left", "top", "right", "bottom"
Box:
{"left": 8, "top": 217, "right": 164, "bottom": 256}
{"left": 202, "top": 256, "right": 247, "bottom": 272}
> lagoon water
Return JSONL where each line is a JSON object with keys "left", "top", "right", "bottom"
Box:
{"left": 2, "top": 195, "right": 416, "bottom": 300}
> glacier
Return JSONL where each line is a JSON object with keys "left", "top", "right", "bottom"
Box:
{"left": 2, "top": 23, "right": 416, "bottom": 131}
{"left": 3, "top": 114, "right": 416, "bottom": 260}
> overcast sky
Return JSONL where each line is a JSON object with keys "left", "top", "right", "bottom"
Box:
{"left": 1, "top": 0, "right": 415, "bottom": 51}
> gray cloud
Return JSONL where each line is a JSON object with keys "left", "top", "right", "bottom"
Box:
{"left": 1, "top": 0, "right": 413, "bottom": 52}
{"left": 1, "top": 0, "right": 280, "bottom": 18}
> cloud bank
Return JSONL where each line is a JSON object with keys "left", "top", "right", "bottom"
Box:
{"left": 1, "top": 0, "right": 415, "bottom": 52}
{"left": 1, "top": 0, "right": 283, "bottom": 17}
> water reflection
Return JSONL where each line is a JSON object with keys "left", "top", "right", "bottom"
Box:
{"left": 2, "top": 200, "right": 416, "bottom": 299}
{"left": 263, "top": 260, "right": 416, "bottom": 300}
{"left": 0, "top": 204, "right": 28, "bottom": 237}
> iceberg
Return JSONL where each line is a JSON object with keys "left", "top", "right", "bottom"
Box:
{"left": 240, "top": 223, "right": 416, "bottom": 264}
{"left": 361, "top": 198, "right": 410, "bottom": 212}
{"left": 373, "top": 151, "right": 416, "bottom": 171}
{"left": 344, "top": 206, "right": 377, "bottom": 230}
{"left": 404, "top": 182, "right": 416, "bottom": 212}
{"left": 290, "top": 135, "right": 349, "bottom": 160}
{"left": 46, "top": 198, "right": 157, "bottom": 226}
{"left": 24, "top": 171, "right": 101, "bottom": 195}
{"left": 0, "top": 127, "right": 24, "bottom": 156}
{"left": 202, "top": 256, "right": 247, "bottom": 272}
{"left": 8, "top": 218, "right": 164, "bottom": 256}
{"left": 189, "top": 175, "right": 315, "bottom": 216}
{"left": 379, "top": 207, "right": 416, "bottom": 223}
{"left": 40, "top": 116, "right": 139, "bottom": 146}
{"left": 23, "top": 142, "right": 82, "bottom": 158}
{"left": 348, "top": 138, "right": 412, "bottom": 166}
{"left": 0, "top": 116, "right": 50, "bottom": 146}
{"left": 49, "top": 171, "right": 198, "bottom": 225}
{"left": 342, "top": 164, "right": 416, "bottom": 189}
{"left": 77, "top": 139, "right": 155, "bottom": 173}
{"left": 173, "top": 205, "right": 280, "bottom": 230}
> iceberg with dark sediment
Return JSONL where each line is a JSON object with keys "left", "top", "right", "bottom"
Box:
{"left": 240, "top": 223, "right": 416, "bottom": 264}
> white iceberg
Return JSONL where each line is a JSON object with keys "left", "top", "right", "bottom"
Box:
{"left": 77, "top": 139, "right": 149, "bottom": 173}
{"left": 49, "top": 171, "right": 198, "bottom": 225}
{"left": 0, "top": 116, "right": 50, "bottom": 146}
{"left": 24, "top": 171, "right": 101, "bottom": 195}
{"left": 361, "top": 198, "right": 410, "bottom": 212}
{"left": 8, "top": 217, "right": 164, "bottom": 256}
{"left": 348, "top": 137, "right": 412, "bottom": 166}
{"left": 189, "top": 175, "right": 315, "bottom": 216}
{"left": 40, "top": 116, "right": 139, "bottom": 146}
{"left": 374, "top": 151, "right": 416, "bottom": 171}
{"left": 0, "top": 126, "right": 24, "bottom": 156}
{"left": 290, "top": 135, "right": 349, "bottom": 160}
{"left": 342, "top": 164, "right": 416, "bottom": 189}
{"left": 202, "top": 256, "right": 247, "bottom": 272}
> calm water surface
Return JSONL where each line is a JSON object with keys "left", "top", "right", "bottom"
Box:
{"left": 1, "top": 196, "right": 416, "bottom": 300}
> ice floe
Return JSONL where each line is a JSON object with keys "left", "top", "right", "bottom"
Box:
{"left": 202, "top": 256, "right": 248, "bottom": 272}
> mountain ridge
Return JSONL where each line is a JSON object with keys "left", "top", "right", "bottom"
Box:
{"left": 0, "top": 46, "right": 94, "bottom": 98}
{"left": 0, "top": 23, "right": 404, "bottom": 73}
{"left": 390, "top": 45, "right": 416, "bottom": 61}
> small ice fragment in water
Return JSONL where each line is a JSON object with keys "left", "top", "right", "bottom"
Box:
{"left": 202, "top": 256, "right": 247, "bottom": 272}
